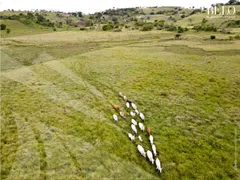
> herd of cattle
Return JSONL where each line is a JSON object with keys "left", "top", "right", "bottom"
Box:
{"left": 112, "top": 92, "right": 163, "bottom": 173}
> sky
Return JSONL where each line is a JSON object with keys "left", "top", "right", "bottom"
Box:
{"left": 0, "top": 0, "right": 229, "bottom": 14}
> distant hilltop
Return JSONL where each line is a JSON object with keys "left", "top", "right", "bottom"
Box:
{"left": 0, "top": 3, "right": 239, "bottom": 37}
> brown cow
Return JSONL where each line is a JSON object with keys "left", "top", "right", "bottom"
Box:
{"left": 147, "top": 127, "right": 151, "bottom": 135}
{"left": 113, "top": 105, "right": 119, "bottom": 111}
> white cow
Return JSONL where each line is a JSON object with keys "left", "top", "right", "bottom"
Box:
{"left": 138, "top": 135, "right": 142, "bottom": 142}
{"left": 131, "top": 119, "right": 137, "bottom": 126}
{"left": 119, "top": 92, "right": 123, "bottom": 97}
{"left": 113, "top": 114, "right": 118, "bottom": 122}
{"left": 147, "top": 150, "right": 154, "bottom": 164}
{"left": 155, "top": 158, "right": 162, "bottom": 173}
{"left": 130, "top": 111, "right": 136, "bottom": 117}
{"left": 135, "top": 109, "right": 139, "bottom": 115}
{"left": 131, "top": 124, "right": 137, "bottom": 134}
{"left": 152, "top": 144, "right": 157, "bottom": 156}
{"left": 138, "top": 122, "right": 145, "bottom": 132}
{"left": 137, "top": 145, "right": 146, "bottom": 157}
{"left": 149, "top": 135, "right": 153, "bottom": 145}
{"left": 128, "top": 133, "right": 135, "bottom": 141}
{"left": 131, "top": 103, "right": 137, "bottom": 110}
{"left": 139, "top": 113, "right": 145, "bottom": 121}
{"left": 126, "top": 102, "right": 130, "bottom": 108}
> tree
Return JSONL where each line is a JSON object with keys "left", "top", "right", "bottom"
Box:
{"left": 96, "top": 12, "right": 102, "bottom": 20}
{"left": 0, "top": 24, "right": 6, "bottom": 30}
{"left": 36, "top": 14, "right": 44, "bottom": 22}
{"left": 71, "top": 12, "right": 77, "bottom": 17}
{"left": 78, "top": 12, "right": 83, "bottom": 17}
{"left": 227, "top": 0, "right": 238, "bottom": 4}
{"left": 27, "top": 12, "right": 34, "bottom": 19}
{"left": 112, "top": 16, "right": 118, "bottom": 24}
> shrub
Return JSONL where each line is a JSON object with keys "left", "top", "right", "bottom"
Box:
{"left": 6, "top": 28, "right": 11, "bottom": 34}
{"left": 150, "top": 12, "right": 155, "bottom": 15}
{"left": 80, "top": 27, "right": 87, "bottom": 31}
{"left": 135, "top": 20, "right": 144, "bottom": 26}
{"left": 27, "top": 12, "right": 34, "bottom": 19}
{"left": 125, "top": 25, "right": 130, "bottom": 28}
{"left": 154, "top": 20, "right": 165, "bottom": 27}
{"left": 210, "top": 35, "right": 216, "bottom": 40}
{"left": 57, "top": 22, "right": 63, "bottom": 28}
{"left": 112, "top": 17, "right": 118, "bottom": 24}
{"left": 204, "top": 24, "right": 217, "bottom": 32}
{"left": 19, "top": 13, "right": 24, "bottom": 17}
{"left": 177, "top": 26, "right": 184, "bottom": 33}
{"left": 193, "top": 25, "right": 202, "bottom": 31}
{"left": 181, "top": 14, "right": 186, "bottom": 18}
{"left": 165, "top": 24, "right": 177, "bottom": 31}
{"left": 0, "top": 24, "right": 6, "bottom": 30}
{"left": 175, "top": 34, "right": 181, "bottom": 39}
{"left": 53, "top": 28, "right": 57, "bottom": 31}
{"left": 8, "top": 15, "right": 19, "bottom": 20}
{"left": 141, "top": 23, "right": 154, "bottom": 31}
{"left": 20, "top": 18, "right": 33, "bottom": 25}
{"left": 234, "top": 35, "right": 240, "bottom": 40}
{"left": 36, "top": 14, "right": 44, "bottom": 22}
{"left": 156, "top": 11, "right": 164, "bottom": 14}
{"left": 193, "top": 24, "right": 217, "bottom": 32}
{"left": 102, "top": 24, "right": 114, "bottom": 31}
{"left": 66, "top": 19, "right": 73, "bottom": 25}
{"left": 202, "top": 18, "right": 208, "bottom": 24}
{"left": 226, "top": 20, "right": 240, "bottom": 28}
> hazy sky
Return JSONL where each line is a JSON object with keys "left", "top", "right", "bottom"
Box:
{"left": 0, "top": 0, "right": 228, "bottom": 14}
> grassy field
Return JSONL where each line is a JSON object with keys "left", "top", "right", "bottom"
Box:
{"left": 1, "top": 28, "right": 240, "bottom": 180}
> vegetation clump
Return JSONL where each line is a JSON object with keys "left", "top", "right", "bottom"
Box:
{"left": 210, "top": 35, "right": 216, "bottom": 40}
{"left": 193, "top": 24, "right": 217, "bottom": 32}
{"left": 0, "top": 24, "right": 7, "bottom": 30}
{"left": 141, "top": 23, "right": 154, "bottom": 31}
{"left": 80, "top": 27, "right": 87, "bottom": 31}
{"left": 102, "top": 24, "right": 114, "bottom": 31}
